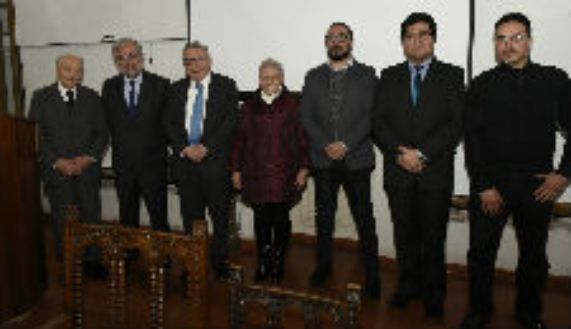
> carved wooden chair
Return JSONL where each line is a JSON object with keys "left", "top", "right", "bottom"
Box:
{"left": 228, "top": 265, "right": 361, "bottom": 329}
{"left": 64, "top": 207, "right": 208, "bottom": 329}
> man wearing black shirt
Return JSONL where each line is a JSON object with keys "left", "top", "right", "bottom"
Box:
{"left": 458, "top": 13, "right": 571, "bottom": 329}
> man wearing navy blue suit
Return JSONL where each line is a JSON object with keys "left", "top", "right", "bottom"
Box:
{"left": 373, "top": 13, "right": 464, "bottom": 320}
{"left": 102, "top": 38, "right": 170, "bottom": 231}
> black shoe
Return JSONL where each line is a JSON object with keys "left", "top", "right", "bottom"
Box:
{"left": 424, "top": 301, "right": 444, "bottom": 321}
{"left": 517, "top": 315, "right": 548, "bottom": 329}
{"left": 215, "top": 263, "right": 230, "bottom": 281}
{"left": 83, "top": 261, "right": 108, "bottom": 280}
{"left": 388, "top": 290, "right": 419, "bottom": 309}
{"left": 162, "top": 257, "right": 172, "bottom": 269}
{"left": 364, "top": 277, "right": 381, "bottom": 300}
{"left": 309, "top": 265, "right": 331, "bottom": 287}
{"left": 457, "top": 313, "right": 489, "bottom": 329}
{"left": 124, "top": 248, "right": 140, "bottom": 262}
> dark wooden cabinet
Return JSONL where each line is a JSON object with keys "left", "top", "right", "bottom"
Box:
{"left": 0, "top": 114, "right": 46, "bottom": 323}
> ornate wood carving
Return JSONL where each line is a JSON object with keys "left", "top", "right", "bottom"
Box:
{"left": 64, "top": 206, "right": 208, "bottom": 329}
{"left": 228, "top": 265, "right": 361, "bottom": 329}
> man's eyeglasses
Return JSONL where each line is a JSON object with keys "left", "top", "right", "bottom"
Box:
{"left": 115, "top": 53, "right": 140, "bottom": 62}
{"left": 494, "top": 32, "right": 528, "bottom": 44}
{"left": 325, "top": 33, "right": 351, "bottom": 43}
{"left": 183, "top": 57, "right": 208, "bottom": 66}
{"left": 403, "top": 31, "right": 433, "bottom": 42}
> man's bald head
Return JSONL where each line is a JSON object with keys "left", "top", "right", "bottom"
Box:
{"left": 56, "top": 54, "right": 84, "bottom": 89}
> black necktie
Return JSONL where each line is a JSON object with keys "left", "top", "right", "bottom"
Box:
{"left": 128, "top": 80, "right": 137, "bottom": 118}
{"left": 412, "top": 65, "right": 422, "bottom": 107}
{"left": 65, "top": 90, "right": 74, "bottom": 110}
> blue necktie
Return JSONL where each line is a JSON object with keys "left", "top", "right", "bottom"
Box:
{"left": 128, "top": 80, "right": 137, "bottom": 118}
{"left": 412, "top": 65, "right": 422, "bottom": 107}
{"left": 188, "top": 82, "right": 204, "bottom": 145}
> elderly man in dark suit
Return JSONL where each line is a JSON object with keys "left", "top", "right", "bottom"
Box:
{"left": 29, "top": 54, "right": 108, "bottom": 263}
{"left": 102, "top": 38, "right": 170, "bottom": 231}
{"left": 165, "top": 41, "right": 239, "bottom": 279}
{"left": 300, "top": 22, "right": 380, "bottom": 299}
{"left": 373, "top": 13, "right": 464, "bottom": 320}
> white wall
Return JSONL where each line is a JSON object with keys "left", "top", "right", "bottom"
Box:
{"left": 24, "top": 0, "right": 571, "bottom": 276}
{"left": 15, "top": 0, "right": 187, "bottom": 46}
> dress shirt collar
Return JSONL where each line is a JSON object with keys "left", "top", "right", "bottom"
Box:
{"left": 408, "top": 57, "right": 433, "bottom": 80}
{"left": 123, "top": 72, "right": 143, "bottom": 87}
{"left": 58, "top": 82, "right": 77, "bottom": 102}
{"left": 190, "top": 72, "right": 211, "bottom": 91}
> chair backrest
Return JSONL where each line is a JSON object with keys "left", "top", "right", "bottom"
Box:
{"left": 228, "top": 265, "right": 362, "bottom": 329}
{"left": 64, "top": 206, "right": 209, "bottom": 329}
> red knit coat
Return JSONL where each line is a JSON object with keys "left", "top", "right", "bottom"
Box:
{"left": 230, "top": 89, "right": 309, "bottom": 204}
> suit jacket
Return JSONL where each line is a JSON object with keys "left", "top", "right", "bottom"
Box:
{"left": 300, "top": 61, "right": 377, "bottom": 170}
{"left": 165, "top": 72, "right": 239, "bottom": 179}
{"left": 373, "top": 59, "right": 464, "bottom": 189}
{"left": 102, "top": 71, "right": 170, "bottom": 176}
{"left": 28, "top": 83, "right": 108, "bottom": 182}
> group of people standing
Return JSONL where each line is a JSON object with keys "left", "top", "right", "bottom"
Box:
{"left": 29, "top": 10, "right": 570, "bottom": 329}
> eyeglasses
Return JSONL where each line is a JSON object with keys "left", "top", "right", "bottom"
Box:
{"left": 494, "top": 32, "right": 528, "bottom": 44}
{"left": 183, "top": 57, "right": 209, "bottom": 66}
{"left": 403, "top": 31, "right": 433, "bottom": 42}
{"left": 115, "top": 52, "right": 140, "bottom": 62}
{"left": 325, "top": 33, "right": 351, "bottom": 43}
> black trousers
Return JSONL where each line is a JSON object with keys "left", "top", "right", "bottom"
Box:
{"left": 177, "top": 159, "right": 230, "bottom": 269}
{"left": 467, "top": 173, "right": 551, "bottom": 317}
{"left": 115, "top": 166, "right": 168, "bottom": 231}
{"left": 313, "top": 166, "right": 379, "bottom": 279}
{"left": 252, "top": 202, "right": 291, "bottom": 251}
{"left": 46, "top": 165, "right": 102, "bottom": 261}
{"left": 385, "top": 184, "right": 451, "bottom": 305}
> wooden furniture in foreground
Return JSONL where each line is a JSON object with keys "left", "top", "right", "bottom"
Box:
{"left": 0, "top": 114, "right": 46, "bottom": 324}
{"left": 64, "top": 209, "right": 209, "bottom": 329}
{"left": 228, "top": 265, "right": 361, "bottom": 329}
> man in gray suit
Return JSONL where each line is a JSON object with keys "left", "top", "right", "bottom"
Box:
{"left": 300, "top": 22, "right": 380, "bottom": 299}
{"left": 29, "top": 54, "right": 107, "bottom": 263}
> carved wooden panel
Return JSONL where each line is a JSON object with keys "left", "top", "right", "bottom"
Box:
{"left": 64, "top": 206, "right": 208, "bottom": 329}
{"left": 228, "top": 265, "right": 361, "bottom": 329}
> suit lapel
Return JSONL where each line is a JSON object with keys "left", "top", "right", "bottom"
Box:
{"left": 49, "top": 84, "right": 71, "bottom": 120}
{"left": 136, "top": 72, "right": 151, "bottom": 118}
{"left": 417, "top": 60, "right": 443, "bottom": 116}
{"left": 203, "top": 74, "right": 218, "bottom": 136}
{"left": 394, "top": 63, "right": 415, "bottom": 109}
{"left": 421, "top": 60, "right": 440, "bottom": 97}
{"left": 112, "top": 76, "right": 129, "bottom": 120}
{"left": 75, "top": 86, "right": 85, "bottom": 115}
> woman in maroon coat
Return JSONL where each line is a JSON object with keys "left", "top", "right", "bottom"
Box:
{"left": 230, "top": 58, "right": 309, "bottom": 283}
